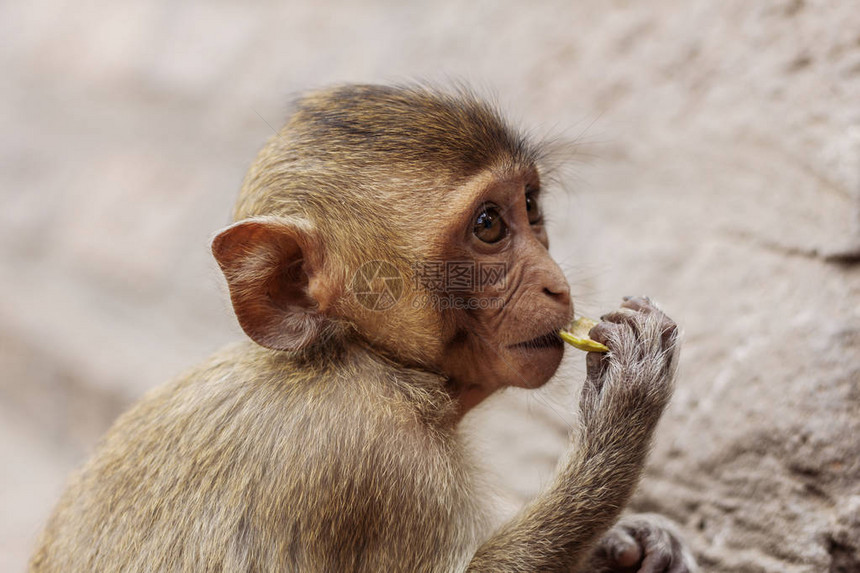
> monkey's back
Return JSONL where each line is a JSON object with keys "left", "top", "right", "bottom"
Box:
{"left": 30, "top": 342, "right": 484, "bottom": 572}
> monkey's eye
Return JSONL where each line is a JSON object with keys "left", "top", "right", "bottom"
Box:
{"left": 525, "top": 191, "right": 542, "bottom": 225}
{"left": 473, "top": 204, "right": 507, "bottom": 243}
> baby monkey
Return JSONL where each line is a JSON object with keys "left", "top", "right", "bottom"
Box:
{"left": 31, "top": 84, "right": 696, "bottom": 572}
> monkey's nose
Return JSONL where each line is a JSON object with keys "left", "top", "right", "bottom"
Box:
{"left": 543, "top": 284, "right": 571, "bottom": 309}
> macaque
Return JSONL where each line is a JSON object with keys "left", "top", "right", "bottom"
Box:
{"left": 31, "top": 84, "right": 696, "bottom": 572}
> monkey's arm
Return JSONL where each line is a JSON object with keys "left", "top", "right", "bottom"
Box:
{"left": 467, "top": 297, "right": 678, "bottom": 572}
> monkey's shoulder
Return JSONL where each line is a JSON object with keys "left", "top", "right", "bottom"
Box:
{"left": 88, "top": 341, "right": 457, "bottom": 477}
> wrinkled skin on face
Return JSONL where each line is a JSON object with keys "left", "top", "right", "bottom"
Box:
{"left": 421, "top": 168, "right": 574, "bottom": 412}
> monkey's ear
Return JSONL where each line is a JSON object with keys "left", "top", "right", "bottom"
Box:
{"left": 212, "top": 217, "right": 333, "bottom": 352}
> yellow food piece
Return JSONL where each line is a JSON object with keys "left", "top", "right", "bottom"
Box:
{"left": 560, "top": 317, "right": 609, "bottom": 353}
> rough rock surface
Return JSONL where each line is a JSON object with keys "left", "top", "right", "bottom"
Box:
{"left": 1, "top": 1, "right": 858, "bottom": 571}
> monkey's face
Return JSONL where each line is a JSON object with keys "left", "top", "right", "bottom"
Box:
{"left": 430, "top": 168, "right": 573, "bottom": 402}
{"left": 214, "top": 83, "right": 574, "bottom": 412}
{"left": 213, "top": 165, "right": 572, "bottom": 411}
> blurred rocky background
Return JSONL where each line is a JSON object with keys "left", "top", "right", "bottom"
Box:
{"left": 1, "top": 1, "right": 859, "bottom": 571}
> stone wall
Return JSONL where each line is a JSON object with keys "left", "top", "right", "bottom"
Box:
{"left": 1, "top": 1, "right": 858, "bottom": 571}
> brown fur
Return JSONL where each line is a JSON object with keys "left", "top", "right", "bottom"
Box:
{"left": 31, "top": 84, "right": 694, "bottom": 572}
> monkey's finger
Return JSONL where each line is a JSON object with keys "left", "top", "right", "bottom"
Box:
{"left": 584, "top": 351, "right": 609, "bottom": 395}
{"left": 603, "top": 528, "right": 641, "bottom": 568}
{"left": 587, "top": 320, "right": 621, "bottom": 346}
{"left": 599, "top": 308, "right": 641, "bottom": 328}
{"left": 620, "top": 295, "right": 655, "bottom": 313}
{"left": 591, "top": 314, "right": 639, "bottom": 350}
{"left": 638, "top": 550, "right": 672, "bottom": 573}
{"left": 621, "top": 301, "right": 676, "bottom": 352}
{"left": 665, "top": 536, "right": 694, "bottom": 573}
{"left": 620, "top": 297, "right": 677, "bottom": 346}
{"left": 660, "top": 320, "right": 680, "bottom": 352}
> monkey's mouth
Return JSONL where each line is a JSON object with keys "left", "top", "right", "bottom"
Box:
{"left": 510, "top": 331, "right": 564, "bottom": 350}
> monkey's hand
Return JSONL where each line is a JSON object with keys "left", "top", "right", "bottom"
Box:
{"left": 579, "top": 296, "right": 679, "bottom": 436}
{"left": 585, "top": 513, "right": 698, "bottom": 573}
{"left": 469, "top": 299, "right": 681, "bottom": 573}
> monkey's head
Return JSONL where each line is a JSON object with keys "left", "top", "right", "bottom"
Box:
{"left": 213, "top": 85, "right": 572, "bottom": 409}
